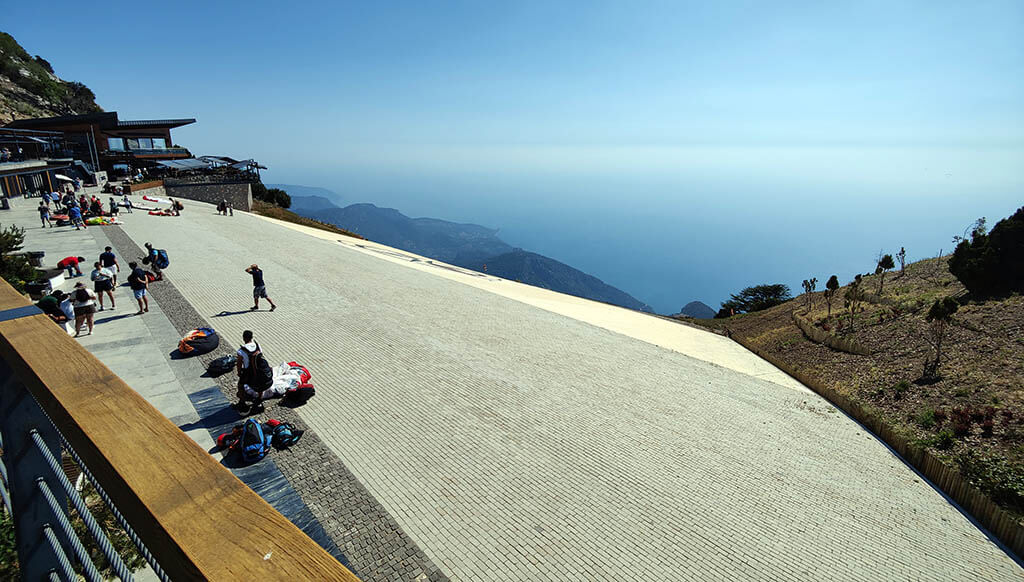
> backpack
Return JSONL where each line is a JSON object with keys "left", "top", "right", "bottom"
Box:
{"left": 241, "top": 343, "right": 274, "bottom": 390}
{"left": 270, "top": 422, "right": 302, "bottom": 448}
{"left": 207, "top": 355, "right": 235, "bottom": 376}
{"left": 75, "top": 288, "right": 90, "bottom": 302}
{"left": 155, "top": 249, "right": 169, "bottom": 269}
{"left": 239, "top": 418, "right": 271, "bottom": 463}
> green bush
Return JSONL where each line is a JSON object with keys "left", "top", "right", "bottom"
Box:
{"left": 917, "top": 408, "right": 936, "bottom": 429}
{"left": 949, "top": 206, "right": 1024, "bottom": 296}
{"left": 935, "top": 429, "right": 955, "bottom": 450}
{"left": 0, "top": 224, "right": 38, "bottom": 293}
{"left": 956, "top": 450, "right": 1024, "bottom": 511}
{"left": 0, "top": 509, "right": 17, "bottom": 580}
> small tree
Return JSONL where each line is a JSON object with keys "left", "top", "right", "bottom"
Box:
{"left": 722, "top": 283, "right": 792, "bottom": 314}
{"left": 843, "top": 274, "right": 865, "bottom": 330}
{"left": 896, "top": 247, "right": 906, "bottom": 274}
{"left": 823, "top": 275, "right": 839, "bottom": 318}
{"left": 876, "top": 254, "right": 895, "bottom": 295}
{"left": 801, "top": 278, "right": 817, "bottom": 312}
{"left": 0, "top": 224, "right": 37, "bottom": 293}
{"left": 921, "top": 296, "right": 959, "bottom": 380}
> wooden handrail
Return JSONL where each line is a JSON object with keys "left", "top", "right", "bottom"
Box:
{"left": 0, "top": 281, "right": 358, "bottom": 580}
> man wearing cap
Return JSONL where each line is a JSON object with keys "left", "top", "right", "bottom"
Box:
{"left": 245, "top": 264, "right": 276, "bottom": 312}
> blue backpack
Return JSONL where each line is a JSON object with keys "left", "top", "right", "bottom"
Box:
{"left": 239, "top": 418, "right": 271, "bottom": 463}
{"left": 155, "top": 249, "right": 170, "bottom": 269}
{"left": 271, "top": 422, "right": 302, "bottom": 448}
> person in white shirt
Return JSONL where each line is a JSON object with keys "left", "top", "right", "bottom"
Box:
{"left": 71, "top": 282, "right": 98, "bottom": 337}
{"left": 90, "top": 261, "right": 115, "bottom": 311}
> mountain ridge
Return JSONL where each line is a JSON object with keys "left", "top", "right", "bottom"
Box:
{"left": 284, "top": 188, "right": 652, "bottom": 312}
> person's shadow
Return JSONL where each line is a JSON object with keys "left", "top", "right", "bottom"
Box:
{"left": 213, "top": 310, "right": 256, "bottom": 317}
{"left": 93, "top": 312, "right": 136, "bottom": 324}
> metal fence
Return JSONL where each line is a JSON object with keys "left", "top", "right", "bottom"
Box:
{"left": 0, "top": 358, "right": 167, "bottom": 581}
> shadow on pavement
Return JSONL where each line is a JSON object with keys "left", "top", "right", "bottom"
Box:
{"left": 93, "top": 313, "right": 137, "bottom": 324}
{"left": 213, "top": 309, "right": 258, "bottom": 317}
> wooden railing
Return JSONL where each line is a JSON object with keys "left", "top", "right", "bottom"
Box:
{"left": 0, "top": 279, "right": 358, "bottom": 580}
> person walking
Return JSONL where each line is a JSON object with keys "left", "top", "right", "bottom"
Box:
{"left": 234, "top": 330, "right": 267, "bottom": 413}
{"left": 245, "top": 264, "right": 276, "bottom": 311}
{"left": 90, "top": 261, "right": 115, "bottom": 311}
{"left": 99, "top": 246, "right": 120, "bottom": 286}
{"left": 143, "top": 242, "right": 164, "bottom": 281}
{"left": 57, "top": 256, "right": 85, "bottom": 277}
{"left": 122, "top": 194, "right": 133, "bottom": 213}
{"left": 38, "top": 202, "right": 52, "bottom": 228}
{"left": 71, "top": 282, "right": 97, "bottom": 337}
{"left": 127, "top": 261, "right": 149, "bottom": 315}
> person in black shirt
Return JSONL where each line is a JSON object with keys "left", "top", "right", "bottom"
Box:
{"left": 127, "top": 261, "right": 149, "bottom": 315}
{"left": 245, "top": 264, "right": 276, "bottom": 312}
{"left": 99, "top": 246, "right": 119, "bottom": 285}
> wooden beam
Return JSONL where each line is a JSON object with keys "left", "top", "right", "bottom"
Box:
{"left": 0, "top": 279, "right": 358, "bottom": 580}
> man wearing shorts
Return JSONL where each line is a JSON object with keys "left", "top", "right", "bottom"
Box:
{"left": 127, "top": 261, "right": 149, "bottom": 315}
{"left": 245, "top": 264, "right": 276, "bottom": 311}
{"left": 99, "top": 246, "right": 120, "bottom": 285}
{"left": 90, "top": 261, "right": 115, "bottom": 310}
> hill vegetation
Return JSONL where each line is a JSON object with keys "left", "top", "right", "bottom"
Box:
{"left": 688, "top": 206, "right": 1024, "bottom": 520}
{"left": 0, "top": 32, "right": 102, "bottom": 123}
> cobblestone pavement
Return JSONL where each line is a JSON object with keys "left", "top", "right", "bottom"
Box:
{"left": 107, "top": 201, "right": 1022, "bottom": 581}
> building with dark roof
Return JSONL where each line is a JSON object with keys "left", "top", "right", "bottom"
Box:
{"left": 6, "top": 112, "right": 195, "bottom": 175}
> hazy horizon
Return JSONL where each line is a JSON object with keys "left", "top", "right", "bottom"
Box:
{"left": 6, "top": 1, "right": 1022, "bottom": 312}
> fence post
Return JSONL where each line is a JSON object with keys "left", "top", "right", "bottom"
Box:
{"left": 0, "top": 360, "right": 71, "bottom": 580}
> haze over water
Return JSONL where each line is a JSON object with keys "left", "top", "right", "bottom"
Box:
{"left": 9, "top": 1, "right": 1023, "bottom": 313}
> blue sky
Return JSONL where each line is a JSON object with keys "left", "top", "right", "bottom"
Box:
{"left": 6, "top": 1, "right": 1023, "bottom": 312}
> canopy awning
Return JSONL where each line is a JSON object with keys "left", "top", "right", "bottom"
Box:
{"left": 156, "top": 159, "right": 213, "bottom": 170}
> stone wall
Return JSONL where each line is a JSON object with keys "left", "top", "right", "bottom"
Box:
{"left": 132, "top": 185, "right": 166, "bottom": 199}
{"left": 162, "top": 179, "right": 252, "bottom": 211}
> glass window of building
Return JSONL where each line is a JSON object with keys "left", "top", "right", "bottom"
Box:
{"left": 107, "top": 138, "right": 125, "bottom": 151}
{"left": 151, "top": 138, "right": 167, "bottom": 149}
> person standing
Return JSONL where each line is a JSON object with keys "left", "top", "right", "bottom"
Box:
{"left": 143, "top": 242, "right": 163, "bottom": 281}
{"left": 71, "top": 282, "right": 97, "bottom": 337}
{"left": 38, "top": 202, "right": 52, "bottom": 228}
{"left": 234, "top": 330, "right": 267, "bottom": 413}
{"left": 245, "top": 264, "right": 276, "bottom": 311}
{"left": 127, "top": 261, "right": 149, "bottom": 315}
{"left": 109, "top": 196, "right": 119, "bottom": 216}
{"left": 99, "top": 246, "right": 120, "bottom": 285}
{"left": 122, "top": 193, "right": 133, "bottom": 213}
{"left": 68, "top": 204, "right": 86, "bottom": 230}
{"left": 90, "top": 261, "right": 115, "bottom": 310}
{"left": 57, "top": 256, "right": 85, "bottom": 277}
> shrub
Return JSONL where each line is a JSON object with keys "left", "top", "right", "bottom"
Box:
{"left": 982, "top": 420, "right": 995, "bottom": 437}
{"left": 935, "top": 429, "right": 955, "bottom": 450}
{"left": 953, "top": 422, "right": 972, "bottom": 437}
{"left": 893, "top": 380, "right": 910, "bottom": 399}
{"left": 917, "top": 409, "right": 936, "bottom": 429}
{"left": 0, "top": 224, "right": 38, "bottom": 293}
{"left": 933, "top": 409, "right": 948, "bottom": 423}
{"left": 956, "top": 451, "right": 1024, "bottom": 511}
{"left": 949, "top": 206, "right": 1024, "bottom": 296}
